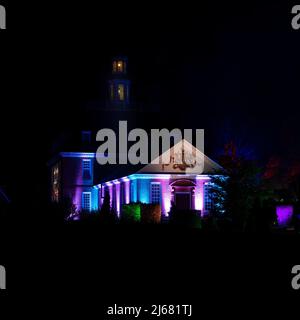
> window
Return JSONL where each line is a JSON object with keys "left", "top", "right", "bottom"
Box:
{"left": 204, "top": 182, "right": 213, "bottom": 211}
{"left": 82, "top": 192, "right": 91, "bottom": 211}
{"left": 82, "top": 159, "right": 92, "bottom": 180}
{"left": 51, "top": 164, "right": 60, "bottom": 202}
{"left": 117, "top": 61, "right": 123, "bottom": 72}
{"left": 113, "top": 60, "right": 125, "bottom": 73}
{"left": 117, "top": 84, "right": 125, "bottom": 101}
{"left": 151, "top": 182, "right": 161, "bottom": 204}
{"left": 81, "top": 131, "right": 91, "bottom": 144}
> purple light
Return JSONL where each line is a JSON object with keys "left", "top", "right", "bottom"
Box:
{"left": 194, "top": 182, "right": 203, "bottom": 212}
{"left": 276, "top": 205, "right": 293, "bottom": 227}
{"left": 115, "top": 182, "right": 120, "bottom": 216}
{"left": 96, "top": 174, "right": 214, "bottom": 216}
{"left": 124, "top": 180, "right": 130, "bottom": 204}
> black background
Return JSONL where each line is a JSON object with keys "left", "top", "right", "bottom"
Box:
{"left": 0, "top": 0, "right": 300, "bottom": 314}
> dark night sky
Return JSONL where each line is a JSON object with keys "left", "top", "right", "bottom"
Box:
{"left": 1, "top": 0, "right": 300, "bottom": 201}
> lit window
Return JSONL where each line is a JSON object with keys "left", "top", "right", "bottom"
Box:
{"left": 82, "top": 192, "right": 91, "bottom": 211}
{"left": 82, "top": 159, "right": 92, "bottom": 180}
{"left": 51, "top": 164, "right": 60, "bottom": 202}
{"left": 117, "top": 61, "right": 123, "bottom": 72}
{"left": 113, "top": 60, "right": 124, "bottom": 73}
{"left": 117, "top": 84, "right": 125, "bottom": 101}
{"left": 204, "top": 182, "right": 213, "bottom": 211}
{"left": 151, "top": 182, "right": 161, "bottom": 204}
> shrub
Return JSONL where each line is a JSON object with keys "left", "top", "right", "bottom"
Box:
{"left": 141, "top": 203, "right": 161, "bottom": 224}
{"left": 169, "top": 208, "right": 202, "bottom": 229}
{"left": 122, "top": 203, "right": 141, "bottom": 223}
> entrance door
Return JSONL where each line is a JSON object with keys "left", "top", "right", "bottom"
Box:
{"left": 175, "top": 192, "right": 191, "bottom": 210}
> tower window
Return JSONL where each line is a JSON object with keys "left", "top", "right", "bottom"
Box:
{"left": 112, "top": 60, "right": 126, "bottom": 73}
{"left": 117, "top": 61, "right": 123, "bottom": 72}
{"left": 117, "top": 84, "right": 125, "bottom": 101}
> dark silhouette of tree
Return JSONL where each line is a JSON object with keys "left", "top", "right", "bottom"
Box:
{"left": 211, "top": 141, "right": 262, "bottom": 231}
{"left": 99, "top": 189, "right": 117, "bottom": 224}
{"left": 101, "top": 189, "right": 111, "bottom": 215}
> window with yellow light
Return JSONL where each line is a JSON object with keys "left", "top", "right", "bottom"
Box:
{"left": 117, "top": 84, "right": 125, "bottom": 101}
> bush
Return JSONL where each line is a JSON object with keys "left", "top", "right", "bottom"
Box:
{"left": 121, "top": 203, "right": 141, "bottom": 223}
{"left": 141, "top": 204, "right": 161, "bottom": 224}
{"left": 121, "top": 203, "right": 162, "bottom": 224}
{"left": 169, "top": 209, "right": 202, "bottom": 229}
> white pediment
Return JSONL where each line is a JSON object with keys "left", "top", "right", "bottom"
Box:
{"left": 138, "top": 139, "right": 222, "bottom": 174}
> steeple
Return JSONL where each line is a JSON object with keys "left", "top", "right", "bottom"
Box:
{"left": 109, "top": 56, "right": 130, "bottom": 107}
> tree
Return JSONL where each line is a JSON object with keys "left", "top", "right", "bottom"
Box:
{"left": 100, "top": 189, "right": 111, "bottom": 215}
{"left": 211, "top": 141, "right": 262, "bottom": 231}
{"left": 99, "top": 189, "right": 117, "bottom": 224}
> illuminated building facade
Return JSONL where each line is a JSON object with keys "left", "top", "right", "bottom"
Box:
{"left": 49, "top": 57, "right": 223, "bottom": 218}
{"left": 50, "top": 140, "right": 223, "bottom": 217}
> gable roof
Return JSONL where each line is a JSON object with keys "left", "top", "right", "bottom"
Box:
{"left": 138, "top": 139, "right": 223, "bottom": 175}
{"left": 93, "top": 139, "right": 223, "bottom": 185}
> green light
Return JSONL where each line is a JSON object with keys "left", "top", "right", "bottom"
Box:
{"left": 122, "top": 203, "right": 141, "bottom": 223}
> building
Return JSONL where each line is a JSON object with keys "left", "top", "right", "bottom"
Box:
{"left": 49, "top": 57, "right": 223, "bottom": 218}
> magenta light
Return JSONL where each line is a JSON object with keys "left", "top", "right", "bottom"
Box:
{"left": 124, "top": 180, "right": 130, "bottom": 204}
{"left": 276, "top": 205, "right": 293, "bottom": 227}
{"left": 115, "top": 183, "right": 120, "bottom": 216}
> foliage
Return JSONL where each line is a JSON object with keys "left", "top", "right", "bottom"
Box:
{"left": 211, "top": 142, "right": 263, "bottom": 231}
{"left": 169, "top": 202, "right": 202, "bottom": 228}
{"left": 121, "top": 203, "right": 141, "bottom": 223}
{"left": 96, "top": 189, "right": 118, "bottom": 223}
{"left": 141, "top": 203, "right": 161, "bottom": 224}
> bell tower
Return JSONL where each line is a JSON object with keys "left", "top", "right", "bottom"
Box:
{"left": 109, "top": 57, "right": 130, "bottom": 107}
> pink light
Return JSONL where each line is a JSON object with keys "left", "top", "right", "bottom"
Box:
{"left": 194, "top": 193, "right": 203, "bottom": 211}
{"left": 125, "top": 180, "right": 130, "bottom": 204}
{"left": 276, "top": 205, "right": 293, "bottom": 227}
{"left": 74, "top": 187, "right": 82, "bottom": 210}
{"left": 115, "top": 182, "right": 120, "bottom": 216}
{"left": 163, "top": 196, "right": 171, "bottom": 214}
{"left": 195, "top": 180, "right": 205, "bottom": 212}
{"left": 160, "top": 179, "right": 171, "bottom": 214}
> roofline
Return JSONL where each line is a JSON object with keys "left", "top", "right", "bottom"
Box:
{"left": 93, "top": 173, "right": 225, "bottom": 189}
{"left": 59, "top": 152, "right": 95, "bottom": 158}
{"left": 47, "top": 152, "right": 97, "bottom": 167}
